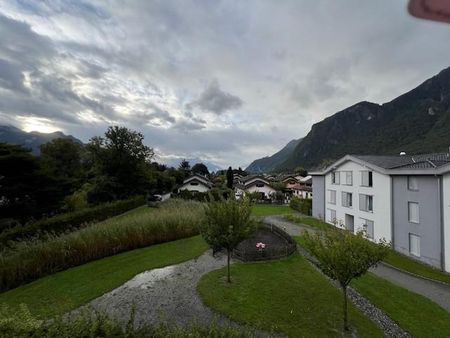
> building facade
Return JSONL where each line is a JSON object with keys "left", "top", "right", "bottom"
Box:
{"left": 311, "top": 153, "right": 450, "bottom": 272}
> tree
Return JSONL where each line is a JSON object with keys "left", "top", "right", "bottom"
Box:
{"left": 226, "top": 166, "right": 233, "bottom": 189}
{"left": 192, "top": 163, "right": 209, "bottom": 176}
{"left": 40, "top": 138, "right": 83, "bottom": 180}
{"left": 200, "top": 198, "right": 256, "bottom": 283}
{"left": 294, "top": 166, "right": 308, "bottom": 177}
{"left": 178, "top": 159, "right": 191, "bottom": 178}
{"left": 0, "top": 143, "right": 66, "bottom": 221}
{"left": 40, "top": 138, "right": 84, "bottom": 196}
{"left": 302, "top": 229, "right": 389, "bottom": 331}
{"left": 85, "top": 126, "right": 154, "bottom": 202}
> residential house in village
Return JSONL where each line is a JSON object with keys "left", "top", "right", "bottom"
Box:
{"left": 235, "top": 175, "right": 276, "bottom": 200}
{"left": 178, "top": 174, "right": 213, "bottom": 193}
{"left": 310, "top": 153, "right": 450, "bottom": 272}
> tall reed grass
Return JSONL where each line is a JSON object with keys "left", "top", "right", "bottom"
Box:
{"left": 0, "top": 199, "right": 205, "bottom": 292}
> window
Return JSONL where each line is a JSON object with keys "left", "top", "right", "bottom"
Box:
{"left": 408, "top": 176, "right": 419, "bottom": 191}
{"left": 359, "top": 194, "right": 373, "bottom": 212}
{"left": 408, "top": 202, "right": 419, "bottom": 223}
{"left": 328, "top": 190, "right": 336, "bottom": 204}
{"left": 328, "top": 209, "right": 336, "bottom": 223}
{"left": 409, "top": 233, "right": 420, "bottom": 257}
{"left": 190, "top": 182, "right": 199, "bottom": 186}
{"left": 331, "top": 171, "right": 340, "bottom": 185}
{"left": 256, "top": 183, "right": 264, "bottom": 187}
{"left": 343, "top": 171, "right": 353, "bottom": 185}
{"left": 342, "top": 192, "right": 353, "bottom": 207}
{"left": 361, "top": 218, "right": 374, "bottom": 239}
{"left": 361, "top": 171, "right": 373, "bottom": 187}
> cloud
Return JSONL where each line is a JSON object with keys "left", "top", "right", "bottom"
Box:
{"left": 1, "top": 1, "right": 450, "bottom": 167}
{"left": 0, "top": 58, "right": 28, "bottom": 93}
{"left": 188, "top": 80, "right": 243, "bottom": 115}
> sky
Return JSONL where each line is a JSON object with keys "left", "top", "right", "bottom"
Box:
{"left": 0, "top": 0, "right": 449, "bottom": 169}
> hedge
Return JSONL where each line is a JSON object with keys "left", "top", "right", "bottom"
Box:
{"left": 290, "top": 196, "right": 312, "bottom": 215}
{"left": 0, "top": 196, "right": 146, "bottom": 245}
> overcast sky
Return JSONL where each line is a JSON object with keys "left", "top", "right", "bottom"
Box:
{"left": 0, "top": 0, "right": 449, "bottom": 168}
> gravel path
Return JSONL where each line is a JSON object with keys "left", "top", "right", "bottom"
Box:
{"left": 87, "top": 250, "right": 238, "bottom": 328}
{"left": 371, "top": 263, "right": 450, "bottom": 312}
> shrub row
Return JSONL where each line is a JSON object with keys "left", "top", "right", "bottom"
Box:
{"left": 289, "top": 196, "right": 312, "bottom": 215}
{"left": 0, "top": 199, "right": 204, "bottom": 292}
{"left": 174, "top": 188, "right": 232, "bottom": 202}
{"left": 0, "top": 196, "right": 146, "bottom": 245}
{"left": 0, "top": 304, "right": 255, "bottom": 338}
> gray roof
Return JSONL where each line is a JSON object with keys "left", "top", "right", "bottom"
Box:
{"left": 352, "top": 153, "right": 450, "bottom": 170}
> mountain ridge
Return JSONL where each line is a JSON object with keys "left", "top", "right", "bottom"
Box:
{"left": 0, "top": 125, "right": 82, "bottom": 155}
{"left": 273, "top": 66, "right": 450, "bottom": 170}
{"left": 245, "top": 138, "right": 302, "bottom": 173}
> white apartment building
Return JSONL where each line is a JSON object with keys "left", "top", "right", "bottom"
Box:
{"left": 311, "top": 153, "right": 450, "bottom": 272}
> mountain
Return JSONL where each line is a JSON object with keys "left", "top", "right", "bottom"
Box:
{"left": 0, "top": 125, "right": 82, "bottom": 155}
{"left": 246, "top": 138, "right": 302, "bottom": 173}
{"left": 276, "top": 66, "right": 450, "bottom": 170}
{"left": 159, "top": 156, "right": 223, "bottom": 173}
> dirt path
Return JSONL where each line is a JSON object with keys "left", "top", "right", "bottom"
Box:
{"left": 88, "top": 250, "right": 238, "bottom": 328}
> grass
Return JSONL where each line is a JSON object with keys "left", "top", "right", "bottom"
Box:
{"left": 250, "top": 204, "right": 294, "bottom": 216}
{"left": 352, "top": 273, "right": 450, "bottom": 338}
{"left": 285, "top": 214, "right": 332, "bottom": 230}
{"left": 288, "top": 215, "right": 450, "bottom": 284}
{"left": 0, "top": 236, "right": 208, "bottom": 318}
{"left": 384, "top": 250, "right": 450, "bottom": 284}
{"left": 198, "top": 254, "right": 383, "bottom": 337}
{"left": 293, "top": 236, "right": 450, "bottom": 338}
{"left": 0, "top": 199, "right": 205, "bottom": 292}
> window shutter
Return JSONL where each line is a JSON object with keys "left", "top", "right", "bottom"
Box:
{"left": 359, "top": 194, "right": 365, "bottom": 211}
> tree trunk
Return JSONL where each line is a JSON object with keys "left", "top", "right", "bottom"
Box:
{"left": 342, "top": 285, "right": 349, "bottom": 331}
{"left": 227, "top": 248, "right": 231, "bottom": 283}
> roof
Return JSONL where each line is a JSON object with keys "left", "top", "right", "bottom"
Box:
{"left": 182, "top": 174, "right": 213, "bottom": 187}
{"left": 311, "top": 153, "right": 450, "bottom": 176}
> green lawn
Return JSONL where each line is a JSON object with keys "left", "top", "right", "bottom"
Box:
{"left": 293, "top": 236, "right": 450, "bottom": 337}
{"left": 198, "top": 254, "right": 383, "bottom": 337}
{"left": 384, "top": 250, "right": 450, "bottom": 284}
{"left": 0, "top": 236, "right": 208, "bottom": 318}
{"left": 285, "top": 214, "right": 332, "bottom": 230}
{"left": 352, "top": 273, "right": 450, "bottom": 338}
{"left": 251, "top": 204, "right": 294, "bottom": 216}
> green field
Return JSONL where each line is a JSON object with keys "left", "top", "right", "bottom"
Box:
{"left": 198, "top": 254, "right": 383, "bottom": 337}
{"left": 352, "top": 273, "right": 450, "bottom": 338}
{"left": 293, "top": 236, "right": 450, "bottom": 338}
{"left": 384, "top": 250, "right": 450, "bottom": 284}
{"left": 251, "top": 204, "right": 294, "bottom": 216}
{"left": 0, "top": 236, "right": 208, "bottom": 318}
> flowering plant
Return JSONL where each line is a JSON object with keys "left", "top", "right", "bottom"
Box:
{"left": 256, "top": 242, "right": 266, "bottom": 251}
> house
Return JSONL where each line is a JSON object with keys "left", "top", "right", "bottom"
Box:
{"left": 291, "top": 183, "right": 313, "bottom": 199}
{"left": 235, "top": 175, "right": 276, "bottom": 200}
{"left": 310, "top": 152, "right": 450, "bottom": 272}
{"left": 178, "top": 174, "right": 213, "bottom": 193}
{"left": 282, "top": 175, "right": 299, "bottom": 189}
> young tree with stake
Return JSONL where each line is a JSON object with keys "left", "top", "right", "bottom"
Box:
{"left": 200, "top": 198, "right": 256, "bottom": 283}
{"left": 302, "top": 229, "right": 389, "bottom": 332}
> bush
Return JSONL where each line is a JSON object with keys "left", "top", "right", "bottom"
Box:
{"left": 290, "top": 196, "right": 312, "bottom": 215}
{"left": 0, "top": 304, "right": 255, "bottom": 338}
{"left": 174, "top": 188, "right": 232, "bottom": 202}
{"left": 0, "top": 196, "right": 146, "bottom": 245}
{"left": 0, "top": 199, "right": 204, "bottom": 292}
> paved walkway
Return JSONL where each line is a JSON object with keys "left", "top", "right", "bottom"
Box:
{"left": 264, "top": 215, "right": 450, "bottom": 313}
{"left": 371, "top": 263, "right": 450, "bottom": 312}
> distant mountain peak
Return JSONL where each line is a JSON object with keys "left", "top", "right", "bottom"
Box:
{"left": 245, "top": 138, "right": 303, "bottom": 173}
{"left": 0, "top": 125, "right": 82, "bottom": 155}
